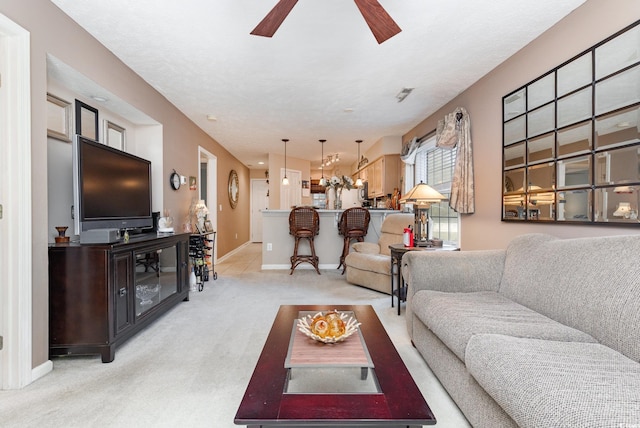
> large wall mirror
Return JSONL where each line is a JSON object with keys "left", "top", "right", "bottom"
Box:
{"left": 502, "top": 20, "right": 640, "bottom": 225}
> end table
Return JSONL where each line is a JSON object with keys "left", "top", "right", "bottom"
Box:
{"left": 389, "top": 243, "right": 459, "bottom": 315}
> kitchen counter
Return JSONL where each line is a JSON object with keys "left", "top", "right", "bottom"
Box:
{"left": 261, "top": 209, "right": 402, "bottom": 270}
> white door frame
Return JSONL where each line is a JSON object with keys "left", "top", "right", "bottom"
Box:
{"left": 0, "top": 14, "right": 33, "bottom": 389}
{"left": 250, "top": 179, "right": 269, "bottom": 242}
{"left": 198, "top": 147, "right": 217, "bottom": 263}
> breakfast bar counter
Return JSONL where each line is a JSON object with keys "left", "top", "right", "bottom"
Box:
{"left": 261, "top": 209, "right": 400, "bottom": 270}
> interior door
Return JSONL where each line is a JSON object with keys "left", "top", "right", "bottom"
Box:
{"left": 251, "top": 179, "right": 269, "bottom": 242}
{"left": 280, "top": 169, "right": 301, "bottom": 209}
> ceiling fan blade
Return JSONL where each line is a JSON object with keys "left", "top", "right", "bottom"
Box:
{"left": 353, "top": 0, "right": 402, "bottom": 44}
{"left": 251, "top": 0, "right": 299, "bottom": 38}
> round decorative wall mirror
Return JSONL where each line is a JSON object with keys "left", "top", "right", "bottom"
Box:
{"left": 228, "top": 170, "right": 239, "bottom": 209}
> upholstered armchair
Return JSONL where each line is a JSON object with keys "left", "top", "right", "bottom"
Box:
{"left": 344, "top": 213, "right": 413, "bottom": 294}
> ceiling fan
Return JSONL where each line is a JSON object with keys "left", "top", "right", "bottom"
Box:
{"left": 250, "top": 0, "right": 402, "bottom": 44}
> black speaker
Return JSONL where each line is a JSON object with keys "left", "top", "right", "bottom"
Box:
{"left": 151, "top": 211, "right": 161, "bottom": 232}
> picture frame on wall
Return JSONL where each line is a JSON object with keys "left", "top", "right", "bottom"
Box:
{"left": 46, "top": 93, "right": 72, "bottom": 142}
{"left": 75, "top": 99, "right": 99, "bottom": 141}
{"left": 104, "top": 120, "right": 126, "bottom": 150}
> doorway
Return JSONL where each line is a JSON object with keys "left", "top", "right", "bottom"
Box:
{"left": 250, "top": 179, "right": 269, "bottom": 242}
{"left": 198, "top": 148, "right": 217, "bottom": 264}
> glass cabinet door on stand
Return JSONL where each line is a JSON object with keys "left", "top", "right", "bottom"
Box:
{"left": 134, "top": 243, "right": 179, "bottom": 317}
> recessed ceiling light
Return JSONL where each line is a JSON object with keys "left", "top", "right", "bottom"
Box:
{"left": 344, "top": 108, "right": 354, "bottom": 113}
{"left": 258, "top": 161, "right": 264, "bottom": 165}
{"left": 206, "top": 115, "right": 217, "bottom": 121}
{"left": 91, "top": 95, "right": 108, "bottom": 102}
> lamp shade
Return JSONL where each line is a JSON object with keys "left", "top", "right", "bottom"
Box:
{"left": 614, "top": 202, "right": 631, "bottom": 217}
{"left": 399, "top": 182, "right": 446, "bottom": 205}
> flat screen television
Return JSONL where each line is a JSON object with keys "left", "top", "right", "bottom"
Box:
{"left": 73, "top": 135, "right": 153, "bottom": 235}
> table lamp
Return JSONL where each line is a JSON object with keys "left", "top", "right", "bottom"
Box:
{"left": 399, "top": 182, "right": 446, "bottom": 247}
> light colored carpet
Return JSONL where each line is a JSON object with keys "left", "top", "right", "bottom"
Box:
{"left": 0, "top": 244, "right": 470, "bottom": 427}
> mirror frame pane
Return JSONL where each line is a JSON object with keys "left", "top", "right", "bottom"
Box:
{"left": 502, "top": 20, "right": 640, "bottom": 225}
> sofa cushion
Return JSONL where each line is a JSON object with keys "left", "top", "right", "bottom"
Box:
{"left": 344, "top": 252, "right": 390, "bottom": 275}
{"left": 411, "top": 290, "right": 596, "bottom": 361}
{"left": 466, "top": 334, "right": 640, "bottom": 428}
{"left": 500, "top": 233, "right": 640, "bottom": 362}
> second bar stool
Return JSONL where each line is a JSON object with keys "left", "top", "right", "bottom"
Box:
{"left": 337, "top": 207, "right": 370, "bottom": 274}
{"left": 288, "top": 206, "right": 321, "bottom": 275}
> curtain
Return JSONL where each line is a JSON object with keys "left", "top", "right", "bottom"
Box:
{"left": 436, "top": 107, "right": 475, "bottom": 214}
{"left": 400, "top": 137, "right": 420, "bottom": 165}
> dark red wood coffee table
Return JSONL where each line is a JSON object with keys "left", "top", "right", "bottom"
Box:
{"left": 234, "top": 305, "right": 435, "bottom": 428}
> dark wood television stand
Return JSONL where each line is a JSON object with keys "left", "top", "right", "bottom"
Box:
{"left": 48, "top": 233, "right": 190, "bottom": 363}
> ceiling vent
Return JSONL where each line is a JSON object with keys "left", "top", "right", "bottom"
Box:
{"left": 396, "top": 87, "right": 414, "bottom": 102}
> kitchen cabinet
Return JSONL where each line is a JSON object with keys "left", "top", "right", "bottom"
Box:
{"left": 356, "top": 155, "right": 400, "bottom": 198}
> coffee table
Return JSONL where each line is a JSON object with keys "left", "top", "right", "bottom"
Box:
{"left": 234, "top": 305, "right": 435, "bottom": 428}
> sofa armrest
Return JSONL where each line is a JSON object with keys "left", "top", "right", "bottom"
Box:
{"left": 403, "top": 249, "right": 506, "bottom": 295}
{"left": 351, "top": 242, "right": 381, "bottom": 254}
{"left": 403, "top": 249, "right": 506, "bottom": 338}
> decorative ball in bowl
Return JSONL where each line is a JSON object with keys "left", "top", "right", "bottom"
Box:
{"left": 297, "top": 310, "right": 361, "bottom": 344}
{"left": 136, "top": 284, "right": 160, "bottom": 305}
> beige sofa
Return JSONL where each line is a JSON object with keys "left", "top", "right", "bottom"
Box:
{"left": 344, "top": 213, "right": 413, "bottom": 294}
{"left": 403, "top": 233, "right": 640, "bottom": 427}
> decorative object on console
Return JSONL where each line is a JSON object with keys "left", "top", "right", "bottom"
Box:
{"left": 54, "top": 226, "right": 70, "bottom": 243}
{"left": 297, "top": 310, "right": 361, "bottom": 344}
{"left": 158, "top": 208, "right": 174, "bottom": 233}
{"left": 195, "top": 200, "right": 209, "bottom": 232}
{"left": 400, "top": 182, "right": 446, "bottom": 247}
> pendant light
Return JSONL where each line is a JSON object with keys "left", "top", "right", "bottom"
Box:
{"left": 355, "top": 140, "right": 364, "bottom": 187}
{"left": 319, "top": 139, "right": 327, "bottom": 186}
{"left": 282, "top": 138, "right": 289, "bottom": 186}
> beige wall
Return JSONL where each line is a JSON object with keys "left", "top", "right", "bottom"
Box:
{"left": 403, "top": 0, "right": 640, "bottom": 250}
{"left": 0, "top": 0, "right": 250, "bottom": 368}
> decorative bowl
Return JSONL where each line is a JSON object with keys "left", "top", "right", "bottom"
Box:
{"left": 297, "top": 310, "right": 361, "bottom": 344}
{"left": 136, "top": 284, "right": 160, "bottom": 305}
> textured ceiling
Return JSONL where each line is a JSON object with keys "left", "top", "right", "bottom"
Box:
{"left": 51, "top": 0, "right": 586, "bottom": 169}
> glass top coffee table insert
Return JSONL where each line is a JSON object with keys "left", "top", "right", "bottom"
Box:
{"left": 235, "top": 305, "right": 435, "bottom": 427}
{"left": 284, "top": 311, "right": 379, "bottom": 394}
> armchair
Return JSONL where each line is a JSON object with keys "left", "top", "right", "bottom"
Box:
{"left": 344, "top": 213, "right": 413, "bottom": 294}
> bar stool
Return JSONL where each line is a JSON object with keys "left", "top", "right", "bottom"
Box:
{"left": 337, "top": 207, "right": 370, "bottom": 274}
{"left": 289, "top": 206, "right": 321, "bottom": 275}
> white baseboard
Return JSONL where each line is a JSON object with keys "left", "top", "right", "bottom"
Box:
{"left": 31, "top": 360, "right": 53, "bottom": 383}
{"left": 217, "top": 241, "right": 251, "bottom": 263}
